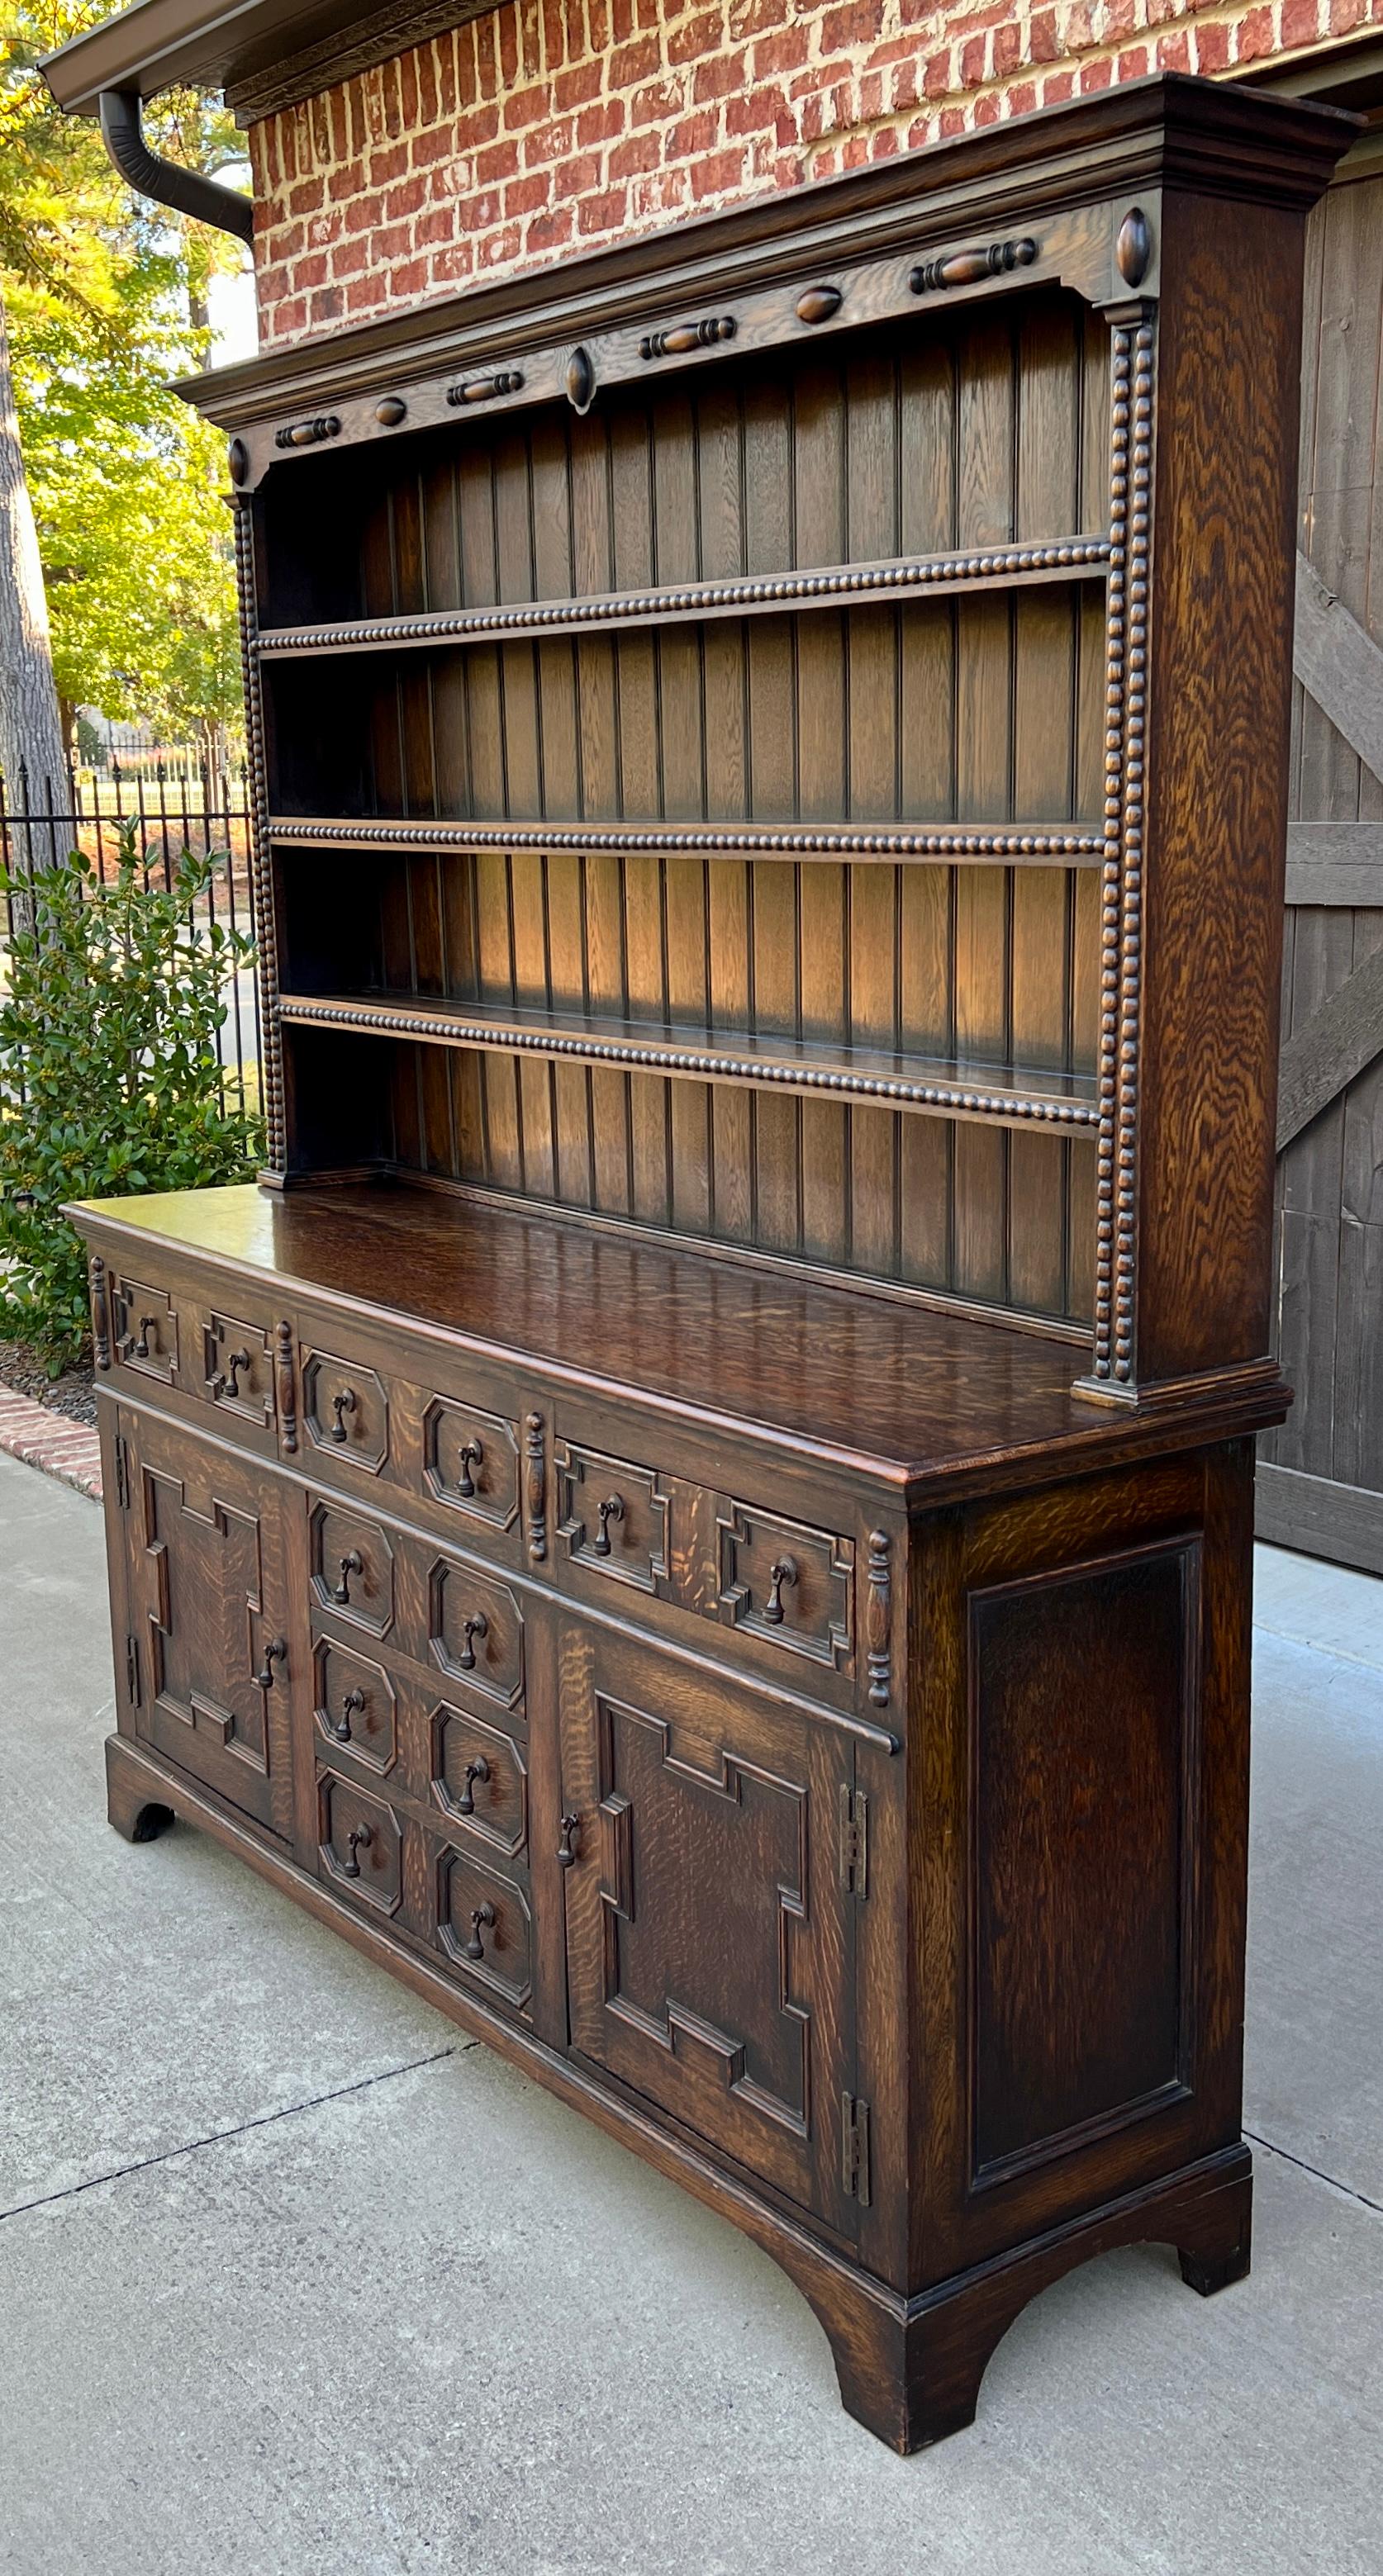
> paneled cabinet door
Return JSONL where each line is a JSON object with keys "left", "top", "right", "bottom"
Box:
{"left": 116, "top": 1407, "right": 295, "bottom": 1839}
{"left": 558, "top": 1622, "right": 858, "bottom": 2232}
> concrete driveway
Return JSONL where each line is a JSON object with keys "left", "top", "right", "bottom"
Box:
{"left": 1, "top": 1445, "right": 1380, "bottom": 2575}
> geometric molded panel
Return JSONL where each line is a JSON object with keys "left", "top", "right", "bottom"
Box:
{"left": 140, "top": 1463, "right": 267, "bottom": 1772}
{"left": 112, "top": 1275, "right": 178, "bottom": 1383}
{"left": 423, "top": 1397, "right": 520, "bottom": 1532}
{"left": 595, "top": 1690, "right": 811, "bottom": 2142}
{"left": 317, "top": 1772, "right": 402, "bottom": 1917}
{"left": 314, "top": 1637, "right": 397, "bottom": 1776}
{"left": 302, "top": 1348, "right": 390, "bottom": 1473}
{"left": 555, "top": 1439, "right": 670, "bottom": 1593}
{"left": 430, "top": 1701, "right": 527, "bottom": 1855}
{"left": 202, "top": 1311, "right": 275, "bottom": 1429}
{"left": 428, "top": 1556, "right": 524, "bottom": 1707}
{"left": 435, "top": 1843, "right": 531, "bottom": 2010}
{"left": 968, "top": 1533, "right": 1200, "bottom": 2189}
{"left": 716, "top": 1499, "right": 853, "bottom": 1671}
{"left": 309, "top": 1497, "right": 395, "bottom": 1639}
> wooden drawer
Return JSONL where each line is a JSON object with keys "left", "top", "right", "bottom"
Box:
{"left": 290, "top": 1305, "right": 539, "bottom": 1577}
{"left": 197, "top": 1307, "right": 278, "bottom": 1438}
{"left": 308, "top": 1495, "right": 397, "bottom": 1640}
{"left": 432, "top": 1841, "right": 532, "bottom": 2013}
{"left": 430, "top": 1700, "right": 528, "bottom": 1858}
{"left": 422, "top": 1392, "right": 525, "bottom": 1539}
{"left": 425, "top": 1554, "right": 525, "bottom": 1709}
{"left": 300, "top": 1343, "right": 392, "bottom": 1475}
{"left": 108, "top": 1270, "right": 179, "bottom": 1385}
{"left": 549, "top": 1401, "right": 869, "bottom": 1709}
{"left": 307, "top": 1487, "right": 526, "bottom": 1714}
{"left": 313, "top": 1635, "right": 398, "bottom": 1777}
{"left": 316, "top": 1769, "right": 403, "bottom": 1919}
{"left": 716, "top": 1499, "right": 855, "bottom": 1677}
{"left": 315, "top": 1756, "right": 531, "bottom": 2016}
{"left": 555, "top": 1437, "right": 671, "bottom": 1593}
{"left": 100, "top": 1257, "right": 289, "bottom": 1460}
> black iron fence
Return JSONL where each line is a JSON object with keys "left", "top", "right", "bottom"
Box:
{"left": 0, "top": 752, "right": 264, "bottom": 1109}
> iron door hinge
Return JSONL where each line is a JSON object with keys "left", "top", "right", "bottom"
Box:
{"left": 841, "top": 2092, "right": 872, "bottom": 2205}
{"left": 838, "top": 1784, "right": 867, "bottom": 1897}
{"left": 114, "top": 1434, "right": 130, "bottom": 1511}
{"left": 125, "top": 1634, "right": 140, "bottom": 1707}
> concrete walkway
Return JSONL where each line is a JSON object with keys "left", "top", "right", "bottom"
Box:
{"left": 1, "top": 1443, "right": 1379, "bottom": 2576}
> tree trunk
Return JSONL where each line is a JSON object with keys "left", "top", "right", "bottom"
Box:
{"left": 0, "top": 287, "right": 69, "bottom": 900}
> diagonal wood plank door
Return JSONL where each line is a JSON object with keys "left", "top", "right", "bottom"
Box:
{"left": 1259, "top": 150, "right": 1383, "bottom": 1576}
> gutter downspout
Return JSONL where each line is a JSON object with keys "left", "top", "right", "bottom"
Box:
{"left": 98, "top": 90, "right": 254, "bottom": 244}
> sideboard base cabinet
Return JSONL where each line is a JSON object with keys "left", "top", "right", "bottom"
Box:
{"left": 88, "top": 1182, "right": 1266, "bottom": 2455}
{"left": 74, "top": 77, "right": 1355, "bottom": 2450}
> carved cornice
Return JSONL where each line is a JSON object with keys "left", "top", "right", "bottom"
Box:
{"left": 174, "top": 83, "right": 1354, "bottom": 444}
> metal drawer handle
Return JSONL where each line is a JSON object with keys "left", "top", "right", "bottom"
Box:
{"left": 593, "top": 1494, "right": 625, "bottom": 1557}
{"left": 455, "top": 1437, "right": 484, "bottom": 1499}
{"left": 763, "top": 1555, "right": 798, "bottom": 1624}
{"left": 342, "top": 1823, "right": 372, "bottom": 1879}
{"left": 255, "top": 1635, "right": 287, "bottom": 1691}
{"left": 456, "top": 1611, "right": 488, "bottom": 1671}
{"left": 134, "top": 1313, "right": 159, "bottom": 1360}
{"left": 215, "top": 1347, "right": 251, "bottom": 1402}
{"left": 332, "top": 1549, "right": 364, "bottom": 1606}
{"left": 334, "top": 1686, "right": 365, "bottom": 1743}
{"left": 556, "top": 1811, "right": 581, "bottom": 1869}
{"left": 455, "top": 1755, "right": 489, "bottom": 1815}
{"left": 329, "top": 1388, "right": 357, "bottom": 1441}
{"left": 464, "top": 1900, "right": 497, "bottom": 1961}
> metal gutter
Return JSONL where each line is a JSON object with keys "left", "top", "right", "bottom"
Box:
{"left": 97, "top": 88, "right": 253, "bottom": 241}
{"left": 39, "top": 0, "right": 484, "bottom": 122}
{"left": 40, "top": 0, "right": 359, "bottom": 116}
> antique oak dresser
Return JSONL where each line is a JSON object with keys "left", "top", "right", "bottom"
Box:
{"left": 72, "top": 77, "right": 1352, "bottom": 2451}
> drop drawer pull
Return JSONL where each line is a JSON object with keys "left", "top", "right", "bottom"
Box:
{"left": 332, "top": 1549, "right": 364, "bottom": 1606}
{"left": 464, "top": 1900, "right": 497, "bottom": 1961}
{"left": 455, "top": 1756, "right": 489, "bottom": 1815}
{"left": 593, "top": 1495, "right": 625, "bottom": 1556}
{"left": 330, "top": 1388, "right": 357, "bottom": 1441}
{"left": 456, "top": 1612, "right": 488, "bottom": 1671}
{"left": 214, "top": 1347, "right": 251, "bottom": 1402}
{"left": 763, "top": 1555, "right": 798, "bottom": 1624}
{"left": 342, "top": 1824, "right": 372, "bottom": 1879}
{"left": 255, "top": 1636, "right": 287, "bottom": 1691}
{"left": 333, "top": 1687, "right": 365, "bottom": 1743}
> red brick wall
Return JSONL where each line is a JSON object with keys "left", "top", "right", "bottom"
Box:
{"left": 249, "top": 0, "right": 1376, "bottom": 344}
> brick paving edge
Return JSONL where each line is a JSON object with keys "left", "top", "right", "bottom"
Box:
{"left": 0, "top": 1388, "right": 103, "bottom": 1501}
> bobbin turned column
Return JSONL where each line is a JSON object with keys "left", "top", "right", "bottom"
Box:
{"left": 1076, "top": 182, "right": 1308, "bottom": 1411}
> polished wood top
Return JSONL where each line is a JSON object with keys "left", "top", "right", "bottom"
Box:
{"left": 72, "top": 1181, "right": 1286, "bottom": 1494}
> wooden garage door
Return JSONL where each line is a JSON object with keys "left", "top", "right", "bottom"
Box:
{"left": 1259, "top": 140, "right": 1383, "bottom": 1575}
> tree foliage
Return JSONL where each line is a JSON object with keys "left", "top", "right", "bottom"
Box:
{"left": 0, "top": 5, "right": 248, "bottom": 738}
{"left": 0, "top": 821, "right": 263, "bottom": 1364}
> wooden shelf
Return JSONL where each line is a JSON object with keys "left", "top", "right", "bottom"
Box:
{"left": 271, "top": 814, "right": 1106, "bottom": 866}
{"left": 256, "top": 537, "right": 1113, "bottom": 660}
{"left": 278, "top": 990, "right": 1100, "bottom": 1131}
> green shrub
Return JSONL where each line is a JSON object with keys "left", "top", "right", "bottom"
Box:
{"left": 0, "top": 821, "right": 263, "bottom": 1369}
